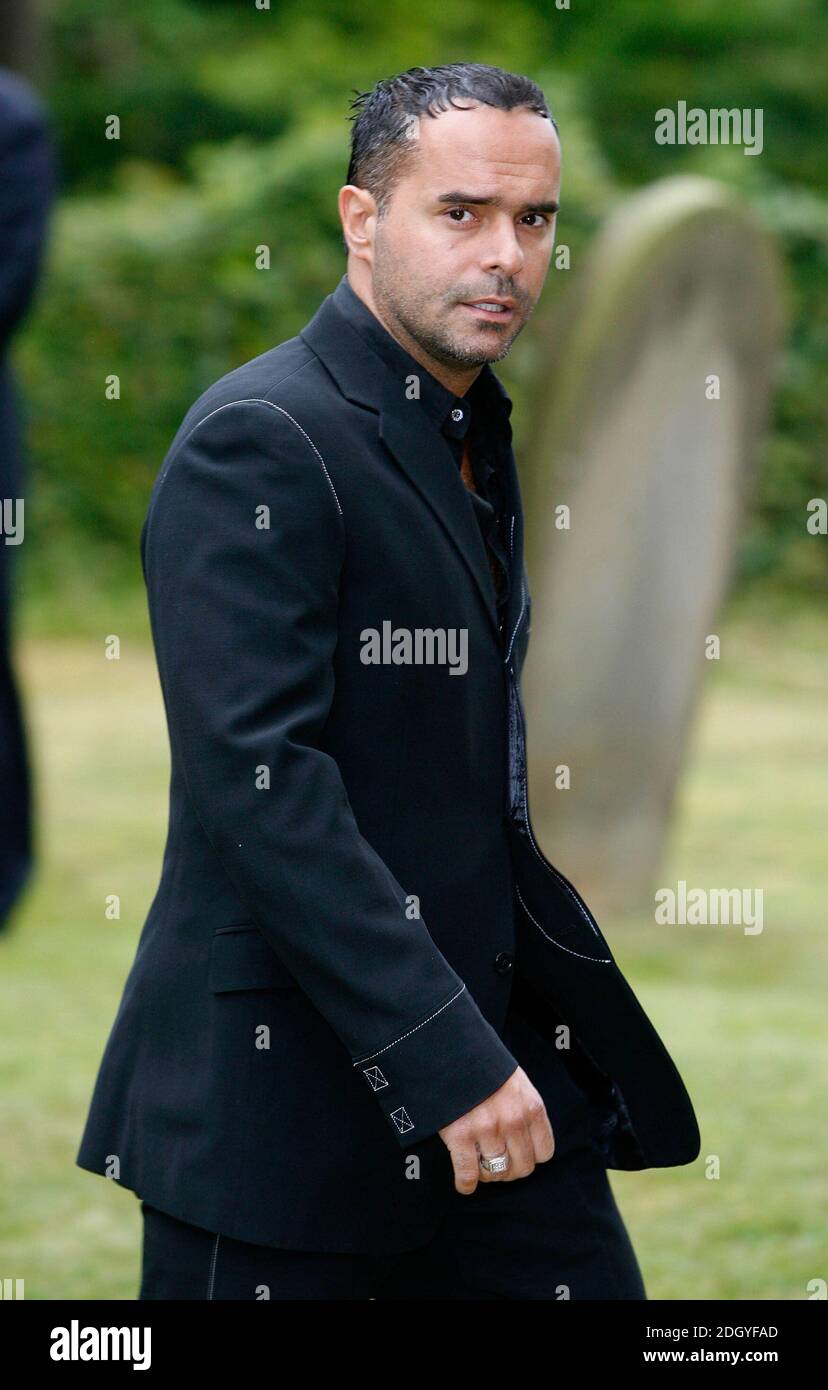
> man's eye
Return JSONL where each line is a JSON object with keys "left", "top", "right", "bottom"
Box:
{"left": 522, "top": 213, "right": 550, "bottom": 228}
{"left": 446, "top": 207, "right": 474, "bottom": 223}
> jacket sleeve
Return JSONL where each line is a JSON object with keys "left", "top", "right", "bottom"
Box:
{"left": 143, "top": 397, "right": 519, "bottom": 1148}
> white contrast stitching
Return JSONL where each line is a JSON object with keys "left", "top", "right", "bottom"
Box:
{"left": 515, "top": 882, "right": 611, "bottom": 964}
{"left": 179, "top": 397, "right": 343, "bottom": 517}
{"left": 503, "top": 572, "right": 527, "bottom": 665}
{"left": 363, "top": 1065, "right": 389, "bottom": 1091}
{"left": 206, "top": 1233, "right": 220, "bottom": 1300}
{"left": 353, "top": 984, "right": 466, "bottom": 1066}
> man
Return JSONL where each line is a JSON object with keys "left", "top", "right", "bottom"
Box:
{"left": 77, "top": 63, "right": 700, "bottom": 1300}
{"left": 0, "top": 70, "right": 55, "bottom": 932}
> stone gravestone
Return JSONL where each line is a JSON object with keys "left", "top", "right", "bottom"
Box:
{"left": 520, "top": 175, "right": 783, "bottom": 910}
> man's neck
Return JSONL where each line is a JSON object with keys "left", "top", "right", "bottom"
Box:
{"left": 346, "top": 269, "right": 482, "bottom": 398}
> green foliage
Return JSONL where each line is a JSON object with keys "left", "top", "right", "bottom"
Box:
{"left": 19, "top": 124, "right": 347, "bottom": 588}
{"left": 744, "top": 189, "right": 828, "bottom": 589}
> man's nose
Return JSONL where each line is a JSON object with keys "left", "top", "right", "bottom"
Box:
{"left": 479, "top": 219, "right": 525, "bottom": 279}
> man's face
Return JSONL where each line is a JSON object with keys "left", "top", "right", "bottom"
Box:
{"left": 366, "top": 103, "right": 561, "bottom": 373}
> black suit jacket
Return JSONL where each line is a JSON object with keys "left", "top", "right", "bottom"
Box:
{"left": 76, "top": 275, "right": 700, "bottom": 1253}
{"left": 0, "top": 71, "right": 55, "bottom": 927}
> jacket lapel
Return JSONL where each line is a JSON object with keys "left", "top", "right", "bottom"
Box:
{"left": 377, "top": 376, "right": 502, "bottom": 646}
{"left": 495, "top": 426, "right": 528, "bottom": 671}
{"left": 301, "top": 290, "right": 503, "bottom": 649}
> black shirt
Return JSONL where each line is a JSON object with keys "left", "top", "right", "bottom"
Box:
{"left": 334, "top": 274, "right": 513, "bottom": 633}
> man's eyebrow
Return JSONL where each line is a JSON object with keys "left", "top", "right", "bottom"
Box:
{"left": 436, "top": 191, "right": 560, "bottom": 214}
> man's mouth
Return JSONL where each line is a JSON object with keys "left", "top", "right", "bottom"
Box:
{"left": 461, "top": 300, "right": 516, "bottom": 322}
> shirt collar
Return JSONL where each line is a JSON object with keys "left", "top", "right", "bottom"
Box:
{"left": 332, "top": 274, "right": 513, "bottom": 443}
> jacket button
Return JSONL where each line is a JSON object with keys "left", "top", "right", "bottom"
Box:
{"left": 494, "top": 951, "right": 513, "bottom": 975}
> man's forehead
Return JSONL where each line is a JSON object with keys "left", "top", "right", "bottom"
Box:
{"left": 412, "top": 105, "right": 560, "bottom": 178}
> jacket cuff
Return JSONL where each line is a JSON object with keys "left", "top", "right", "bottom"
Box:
{"left": 353, "top": 984, "right": 519, "bottom": 1148}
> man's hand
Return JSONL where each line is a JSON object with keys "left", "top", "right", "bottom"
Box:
{"left": 438, "top": 1067, "right": 555, "bottom": 1194}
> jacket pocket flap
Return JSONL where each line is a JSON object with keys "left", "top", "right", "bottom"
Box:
{"left": 209, "top": 923, "right": 298, "bottom": 993}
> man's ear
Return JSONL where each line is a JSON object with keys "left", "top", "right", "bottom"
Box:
{"left": 338, "top": 184, "right": 378, "bottom": 260}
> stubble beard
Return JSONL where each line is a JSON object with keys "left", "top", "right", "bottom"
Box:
{"left": 372, "top": 248, "right": 526, "bottom": 370}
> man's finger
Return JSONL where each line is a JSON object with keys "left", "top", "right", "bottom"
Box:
{"left": 447, "top": 1137, "right": 482, "bottom": 1195}
{"left": 498, "top": 1115, "right": 535, "bottom": 1180}
{"left": 474, "top": 1113, "right": 510, "bottom": 1183}
{"left": 527, "top": 1097, "right": 556, "bottom": 1164}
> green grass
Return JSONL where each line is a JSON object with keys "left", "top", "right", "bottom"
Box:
{"left": 1, "top": 586, "right": 825, "bottom": 1299}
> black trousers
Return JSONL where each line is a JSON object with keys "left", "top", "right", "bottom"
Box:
{"left": 139, "top": 1137, "right": 645, "bottom": 1301}
{"left": 138, "top": 1003, "right": 646, "bottom": 1300}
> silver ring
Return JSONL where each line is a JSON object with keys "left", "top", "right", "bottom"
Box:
{"left": 479, "top": 1150, "right": 510, "bottom": 1175}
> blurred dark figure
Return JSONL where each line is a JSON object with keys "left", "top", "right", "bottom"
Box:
{"left": 0, "top": 69, "right": 56, "bottom": 931}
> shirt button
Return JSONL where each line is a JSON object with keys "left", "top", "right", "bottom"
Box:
{"left": 451, "top": 408, "right": 463, "bottom": 421}
{"left": 494, "top": 951, "right": 513, "bottom": 975}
